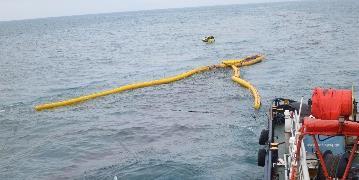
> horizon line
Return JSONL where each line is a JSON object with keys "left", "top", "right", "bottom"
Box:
{"left": 0, "top": 0, "right": 299, "bottom": 23}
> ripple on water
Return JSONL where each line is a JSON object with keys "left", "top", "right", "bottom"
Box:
{"left": 79, "top": 160, "right": 205, "bottom": 180}
{"left": 0, "top": 0, "right": 359, "bottom": 179}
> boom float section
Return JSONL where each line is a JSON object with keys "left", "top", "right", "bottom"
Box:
{"left": 35, "top": 54, "right": 264, "bottom": 111}
{"left": 229, "top": 64, "right": 261, "bottom": 109}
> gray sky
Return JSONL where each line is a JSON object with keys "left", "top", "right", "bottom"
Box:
{"left": 0, "top": 0, "right": 292, "bottom": 21}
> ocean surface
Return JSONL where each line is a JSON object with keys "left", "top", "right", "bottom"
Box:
{"left": 1, "top": 0, "right": 359, "bottom": 179}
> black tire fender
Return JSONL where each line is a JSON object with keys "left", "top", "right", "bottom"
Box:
{"left": 258, "top": 148, "right": 266, "bottom": 167}
{"left": 259, "top": 129, "right": 269, "bottom": 145}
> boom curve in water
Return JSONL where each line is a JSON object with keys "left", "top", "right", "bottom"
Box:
{"left": 35, "top": 54, "right": 264, "bottom": 111}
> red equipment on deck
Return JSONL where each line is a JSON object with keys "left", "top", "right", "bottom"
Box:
{"left": 311, "top": 87, "right": 352, "bottom": 120}
{"left": 303, "top": 118, "right": 359, "bottom": 136}
{"left": 291, "top": 88, "right": 358, "bottom": 180}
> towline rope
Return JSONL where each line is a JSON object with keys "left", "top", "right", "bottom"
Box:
{"left": 35, "top": 54, "right": 264, "bottom": 111}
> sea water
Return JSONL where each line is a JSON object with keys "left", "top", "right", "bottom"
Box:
{"left": 0, "top": 0, "right": 358, "bottom": 179}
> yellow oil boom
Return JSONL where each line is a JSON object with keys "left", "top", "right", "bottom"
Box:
{"left": 35, "top": 54, "right": 264, "bottom": 111}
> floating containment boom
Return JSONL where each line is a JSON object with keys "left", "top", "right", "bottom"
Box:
{"left": 35, "top": 54, "right": 264, "bottom": 111}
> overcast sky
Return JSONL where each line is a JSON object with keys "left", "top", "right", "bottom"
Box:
{"left": 0, "top": 0, "right": 293, "bottom": 21}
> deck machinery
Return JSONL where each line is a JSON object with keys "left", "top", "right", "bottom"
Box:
{"left": 258, "top": 87, "right": 359, "bottom": 180}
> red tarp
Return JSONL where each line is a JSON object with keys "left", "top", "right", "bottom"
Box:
{"left": 311, "top": 88, "right": 352, "bottom": 120}
{"left": 303, "top": 117, "right": 359, "bottom": 136}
